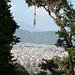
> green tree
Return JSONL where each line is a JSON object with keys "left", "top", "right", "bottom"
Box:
{"left": 38, "top": 57, "right": 72, "bottom": 75}
{"left": 26, "top": 0, "right": 75, "bottom": 75}
{"left": 14, "top": 63, "right": 29, "bottom": 75}
{"left": 38, "top": 58, "right": 64, "bottom": 75}
{"left": 0, "top": 0, "right": 20, "bottom": 75}
{"left": 39, "top": 59, "right": 58, "bottom": 75}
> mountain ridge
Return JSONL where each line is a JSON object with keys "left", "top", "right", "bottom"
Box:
{"left": 15, "top": 29, "right": 58, "bottom": 45}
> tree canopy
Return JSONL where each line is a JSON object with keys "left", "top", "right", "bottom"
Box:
{"left": 0, "top": 0, "right": 20, "bottom": 75}
{"left": 26, "top": 0, "right": 75, "bottom": 75}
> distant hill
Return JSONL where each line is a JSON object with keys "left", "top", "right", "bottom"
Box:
{"left": 15, "top": 29, "right": 58, "bottom": 45}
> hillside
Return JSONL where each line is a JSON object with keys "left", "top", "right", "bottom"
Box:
{"left": 15, "top": 29, "right": 58, "bottom": 45}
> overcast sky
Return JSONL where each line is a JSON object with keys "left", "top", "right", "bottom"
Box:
{"left": 10, "top": 0, "right": 75, "bottom": 31}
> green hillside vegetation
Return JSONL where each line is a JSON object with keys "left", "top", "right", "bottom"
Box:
{"left": 15, "top": 29, "right": 75, "bottom": 45}
{"left": 15, "top": 29, "right": 58, "bottom": 45}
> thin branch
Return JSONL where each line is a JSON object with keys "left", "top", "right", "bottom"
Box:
{"left": 43, "top": 6, "right": 56, "bottom": 21}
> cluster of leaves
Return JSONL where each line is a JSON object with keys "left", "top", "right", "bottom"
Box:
{"left": 0, "top": 0, "right": 20, "bottom": 75}
{"left": 37, "top": 56, "right": 71, "bottom": 75}
{"left": 14, "top": 63, "right": 29, "bottom": 75}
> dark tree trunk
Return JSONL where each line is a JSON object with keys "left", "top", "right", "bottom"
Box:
{"left": 69, "top": 53, "right": 74, "bottom": 75}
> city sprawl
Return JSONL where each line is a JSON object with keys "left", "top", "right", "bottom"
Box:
{"left": 11, "top": 43, "right": 68, "bottom": 74}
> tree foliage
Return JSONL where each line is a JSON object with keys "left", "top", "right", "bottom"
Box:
{"left": 0, "top": 0, "right": 20, "bottom": 75}
{"left": 26, "top": 0, "right": 75, "bottom": 75}
{"left": 14, "top": 63, "right": 29, "bottom": 75}
{"left": 38, "top": 57, "right": 71, "bottom": 75}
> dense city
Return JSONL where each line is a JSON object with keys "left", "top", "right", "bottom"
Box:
{"left": 11, "top": 43, "right": 68, "bottom": 74}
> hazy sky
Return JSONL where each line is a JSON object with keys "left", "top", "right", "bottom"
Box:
{"left": 10, "top": 0, "right": 75, "bottom": 31}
